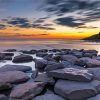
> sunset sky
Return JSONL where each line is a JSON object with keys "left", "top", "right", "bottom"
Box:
{"left": 0, "top": 0, "right": 100, "bottom": 39}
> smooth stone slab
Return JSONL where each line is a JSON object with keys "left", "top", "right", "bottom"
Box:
{"left": 33, "top": 94, "right": 65, "bottom": 100}
{"left": 54, "top": 79, "right": 100, "bottom": 100}
{"left": 0, "top": 71, "right": 29, "bottom": 84}
{"left": 0, "top": 64, "right": 32, "bottom": 72}
{"left": 10, "top": 82, "right": 45, "bottom": 100}
{"left": 48, "top": 68, "right": 93, "bottom": 82}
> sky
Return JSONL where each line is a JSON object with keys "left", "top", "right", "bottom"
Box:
{"left": 0, "top": 0, "right": 100, "bottom": 39}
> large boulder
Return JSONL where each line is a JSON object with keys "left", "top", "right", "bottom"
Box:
{"left": 61, "top": 55, "right": 79, "bottom": 64}
{"left": 12, "top": 54, "right": 33, "bottom": 63}
{"left": 33, "top": 94, "right": 65, "bottom": 100}
{"left": 45, "top": 62, "right": 64, "bottom": 72}
{"left": 35, "top": 59, "right": 47, "bottom": 69}
{"left": 10, "top": 82, "right": 45, "bottom": 100}
{"left": 0, "top": 64, "right": 32, "bottom": 72}
{"left": 0, "top": 82, "right": 12, "bottom": 91}
{"left": 87, "top": 94, "right": 100, "bottom": 100}
{"left": 54, "top": 79, "right": 100, "bottom": 100}
{"left": 0, "top": 94, "right": 8, "bottom": 100}
{"left": 0, "top": 71, "right": 29, "bottom": 84}
{"left": 34, "top": 73, "right": 55, "bottom": 85}
{"left": 48, "top": 68, "right": 93, "bottom": 82}
{"left": 80, "top": 57, "right": 100, "bottom": 68}
{"left": 87, "top": 68, "right": 100, "bottom": 81}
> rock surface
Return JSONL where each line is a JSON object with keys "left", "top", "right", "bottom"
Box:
{"left": 0, "top": 71, "right": 29, "bottom": 84}
{"left": 87, "top": 94, "right": 100, "bottom": 100}
{"left": 33, "top": 94, "right": 65, "bottom": 100}
{"left": 48, "top": 68, "right": 93, "bottom": 82}
{"left": 0, "top": 64, "right": 32, "bottom": 72}
{"left": 54, "top": 79, "right": 100, "bottom": 100}
{"left": 12, "top": 54, "right": 33, "bottom": 63}
{"left": 10, "top": 82, "right": 45, "bottom": 100}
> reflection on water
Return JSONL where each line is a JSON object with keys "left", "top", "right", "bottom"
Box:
{"left": 0, "top": 39, "right": 100, "bottom": 54}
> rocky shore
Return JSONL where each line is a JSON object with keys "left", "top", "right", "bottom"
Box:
{"left": 0, "top": 48, "right": 100, "bottom": 100}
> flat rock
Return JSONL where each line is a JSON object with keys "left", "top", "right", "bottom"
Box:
{"left": 10, "top": 82, "right": 45, "bottom": 100}
{"left": 45, "top": 62, "right": 64, "bottom": 72}
{"left": 12, "top": 54, "right": 33, "bottom": 63}
{"left": 48, "top": 68, "right": 93, "bottom": 82}
{"left": 61, "top": 55, "right": 79, "bottom": 64}
{"left": 87, "top": 94, "right": 100, "bottom": 100}
{"left": 0, "top": 71, "right": 29, "bottom": 84}
{"left": 80, "top": 57, "right": 100, "bottom": 68}
{"left": 34, "top": 73, "right": 55, "bottom": 85}
{"left": 54, "top": 79, "right": 100, "bottom": 100}
{"left": 0, "top": 94, "right": 8, "bottom": 100}
{"left": 0, "top": 64, "right": 32, "bottom": 72}
{"left": 35, "top": 59, "right": 47, "bottom": 69}
{"left": 33, "top": 94, "right": 65, "bottom": 100}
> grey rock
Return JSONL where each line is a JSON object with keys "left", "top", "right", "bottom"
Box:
{"left": 10, "top": 82, "right": 45, "bottom": 100}
{"left": 0, "top": 64, "right": 32, "bottom": 72}
{"left": 87, "top": 94, "right": 100, "bottom": 100}
{"left": 48, "top": 68, "right": 93, "bottom": 82}
{"left": 33, "top": 94, "right": 65, "bottom": 100}
{"left": 54, "top": 80, "right": 100, "bottom": 100}
{"left": 12, "top": 54, "right": 33, "bottom": 63}
{"left": 0, "top": 71, "right": 29, "bottom": 84}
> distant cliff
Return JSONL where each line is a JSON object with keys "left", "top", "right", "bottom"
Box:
{"left": 83, "top": 32, "right": 100, "bottom": 41}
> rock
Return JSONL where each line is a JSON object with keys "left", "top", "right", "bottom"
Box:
{"left": 0, "top": 71, "right": 29, "bottom": 84}
{"left": 37, "top": 49, "right": 48, "bottom": 53}
{"left": 1, "top": 53, "right": 14, "bottom": 56}
{"left": 45, "top": 62, "right": 64, "bottom": 72}
{"left": 21, "top": 50, "right": 36, "bottom": 54}
{"left": 34, "top": 73, "right": 55, "bottom": 85}
{"left": 0, "top": 64, "right": 32, "bottom": 72}
{"left": 43, "top": 54, "right": 54, "bottom": 61}
{"left": 71, "top": 51, "right": 83, "bottom": 58}
{"left": 4, "top": 49, "right": 17, "bottom": 52}
{"left": 48, "top": 68, "right": 93, "bottom": 82}
{"left": 33, "top": 94, "right": 65, "bottom": 100}
{"left": 36, "top": 52, "right": 48, "bottom": 57}
{"left": 35, "top": 59, "right": 47, "bottom": 69}
{"left": 0, "top": 94, "right": 8, "bottom": 100}
{"left": 0, "top": 53, "right": 5, "bottom": 60}
{"left": 12, "top": 54, "right": 33, "bottom": 63}
{"left": 3, "top": 56, "right": 12, "bottom": 60}
{"left": 53, "top": 55, "right": 61, "bottom": 62}
{"left": 80, "top": 57, "right": 100, "bottom": 68}
{"left": 54, "top": 80, "right": 100, "bottom": 100}
{"left": 61, "top": 55, "right": 79, "bottom": 64}
{"left": 0, "top": 82, "right": 12, "bottom": 91}
{"left": 10, "top": 82, "right": 45, "bottom": 100}
{"left": 87, "top": 68, "right": 100, "bottom": 81}
{"left": 87, "top": 94, "right": 100, "bottom": 100}
{"left": 31, "top": 70, "right": 38, "bottom": 79}
{"left": 83, "top": 50, "right": 98, "bottom": 54}
{"left": 49, "top": 49, "right": 61, "bottom": 52}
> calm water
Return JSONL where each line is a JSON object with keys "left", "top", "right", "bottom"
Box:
{"left": 0, "top": 39, "right": 100, "bottom": 53}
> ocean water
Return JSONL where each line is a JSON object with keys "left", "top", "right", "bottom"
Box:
{"left": 0, "top": 39, "right": 100, "bottom": 53}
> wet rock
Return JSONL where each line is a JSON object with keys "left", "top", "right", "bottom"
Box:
{"left": 0, "top": 82, "right": 12, "bottom": 91}
{"left": 31, "top": 70, "right": 38, "bottom": 79}
{"left": 35, "top": 59, "right": 47, "bottom": 69}
{"left": 37, "top": 49, "right": 48, "bottom": 53}
{"left": 49, "top": 49, "right": 61, "bottom": 52}
{"left": 2, "top": 53, "right": 14, "bottom": 56}
{"left": 4, "top": 49, "right": 17, "bottom": 52}
{"left": 21, "top": 50, "right": 36, "bottom": 54}
{"left": 0, "top": 71, "right": 29, "bottom": 84}
{"left": 0, "top": 53, "right": 5, "bottom": 60}
{"left": 0, "top": 94, "right": 8, "bottom": 100}
{"left": 48, "top": 68, "right": 93, "bottom": 82}
{"left": 33, "top": 94, "right": 65, "bottom": 100}
{"left": 80, "top": 57, "right": 100, "bottom": 68}
{"left": 45, "top": 62, "right": 64, "bottom": 72}
{"left": 3, "top": 56, "right": 12, "bottom": 60}
{"left": 61, "top": 55, "right": 79, "bottom": 64}
{"left": 10, "top": 82, "right": 45, "bottom": 100}
{"left": 36, "top": 52, "right": 48, "bottom": 57}
{"left": 87, "top": 94, "right": 100, "bottom": 100}
{"left": 43, "top": 54, "right": 54, "bottom": 61}
{"left": 12, "top": 54, "right": 33, "bottom": 63}
{"left": 87, "top": 68, "right": 100, "bottom": 81}
{"left": 53, "top": 55, "right": 61, "bottom": 62}
{"left": 34, "top": 73, "right": 55, "bottom": 85}
{"left": 0, "top": 64, "right": 32, "bottom": 72}
{"left": 54, "top": 80, "right": 100, "bottom": 100}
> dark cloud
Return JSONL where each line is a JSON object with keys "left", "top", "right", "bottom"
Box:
{"left": 0, "top": 24, "right": 6, "bottom": 29}
{"left": 8, "top": 17, "right": 31, "bottom": 28}
{"left": 55, "top": 17, "right": 84, "bottom": 27}
{"left": 42, "top": 0, "right": 100, "bottom": 27}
